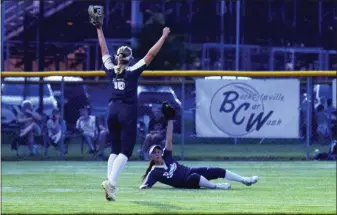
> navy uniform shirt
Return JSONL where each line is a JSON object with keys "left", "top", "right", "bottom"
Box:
{"left": 141, "top": 149, "right": 191, "bottom": 188}
{"left": 102, "top": 55, "right": 146, "bottom": 103}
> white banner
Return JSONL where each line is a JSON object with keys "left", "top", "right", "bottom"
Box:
{"left": 333, "top": 79, "right": 336, "bottom": 109}
{"left": 196, "top": 79, "right": 300, "bottom": 138}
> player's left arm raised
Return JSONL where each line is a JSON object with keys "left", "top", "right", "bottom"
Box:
{"left": 128, "top": 27, "right": 170, "bottom": 77}
{"left": 143, "top": 27, "right": 170, "bottom": 66}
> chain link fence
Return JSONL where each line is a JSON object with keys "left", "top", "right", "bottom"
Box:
{"left": 1, "top": 77, "right": 336, "bottom": 161}
{"left": 1, "top": 0, "right": 336, "bottom": 161}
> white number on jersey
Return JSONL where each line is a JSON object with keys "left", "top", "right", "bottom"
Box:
{"left": 113, "top": 79, "right": 125, "bottom": 90}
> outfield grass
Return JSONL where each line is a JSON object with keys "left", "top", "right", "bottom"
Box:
{"left": 2, "top": 161, "right": 336, "bottom": 214}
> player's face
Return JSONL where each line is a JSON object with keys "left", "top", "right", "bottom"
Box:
{"left": 150, "top": 148, "right": 163, "bottom": 162}
{"left": 117, "top": 54, "right": 124, "bottom": 65}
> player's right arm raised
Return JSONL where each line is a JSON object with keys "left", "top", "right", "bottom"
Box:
{"left": 89, "top": 5, "right": 114, "bottom": 70}
{"left": 162, "top": 102, "right": 176, "bottom": 151}
{"left": 96, "top": 25, "right": 115, "bottom": 70}
{"left": 96, "top": 25, "right": 109, "bottom": 57}
{"left": 165, "top": 120, "right": 173, "bottom": 151}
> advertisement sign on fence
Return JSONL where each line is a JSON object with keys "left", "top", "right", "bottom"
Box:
{"left": 196, "top": 79, "right": 300, "bottom": 138}
{"left": 333, "top": 79, "right": 336, "bottom": 108}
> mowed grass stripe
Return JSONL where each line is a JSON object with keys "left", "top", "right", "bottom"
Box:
{"left": 2, "top": 161, "right": 336, "bottom": 214}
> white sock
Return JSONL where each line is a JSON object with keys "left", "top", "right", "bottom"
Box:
{"left": 199, "top": 176, "right": 216, "bottom": 189}
{"left": 108, "top": 153, "right": 128, "bottom": 186}
{"left": 225, "top": 170, "right": 245, "bottom": 183}
{"left": 107, "top": 153, "right": 117, "bottom": 179}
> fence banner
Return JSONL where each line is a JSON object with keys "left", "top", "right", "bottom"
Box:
{"left": 333, "top": 79, "right": 336, "bottom": 108}
{"left": 196, "top": 79, "right": 300, "bottom": 138}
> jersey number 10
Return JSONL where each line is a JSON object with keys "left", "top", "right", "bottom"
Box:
{"left": 113, "top": 80, "right": 125, "bottom": 90}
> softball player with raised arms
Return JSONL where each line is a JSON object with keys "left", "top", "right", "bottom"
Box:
{"left": 89, "top": 5, "right": 170, "bottom": 201}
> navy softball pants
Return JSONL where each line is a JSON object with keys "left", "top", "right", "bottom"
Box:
{"left": 182, "top": 167, "right": 227, "bottom": 189}
{"left": 107, "top": 100, "right": 137, "bottom": 158}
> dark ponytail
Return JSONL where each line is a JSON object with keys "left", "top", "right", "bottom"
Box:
{"left": 142, "top": 160, "right": 155, "bottom": 180}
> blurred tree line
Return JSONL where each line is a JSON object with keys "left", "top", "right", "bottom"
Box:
{"left": 134, "top": 11, "right": 189, "bottom": 71}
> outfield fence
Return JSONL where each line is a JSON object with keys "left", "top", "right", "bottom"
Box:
{"left": 1, "top": 71, "right": 336, "bottom": 161}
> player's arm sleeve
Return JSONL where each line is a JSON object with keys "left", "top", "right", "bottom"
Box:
{"left": 163, "top": 148, "right": 173, "bottom": 159}
{"left": 140, "top": 172, "right": 157, "bottom": 189}
{"left": 129, "top": 58, "right": 147, "bottom": 77}
{"left": 102, "top": 55, "right": 116, "bottom": 75}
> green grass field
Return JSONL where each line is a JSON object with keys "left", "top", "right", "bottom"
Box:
{"left": 2, "top": 161, "right": 336, "bottom": 214}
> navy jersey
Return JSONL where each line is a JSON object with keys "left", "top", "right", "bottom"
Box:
{"left": 102, "top": 55, "right": 146, "bottom": 103}
{"left": 141, "top": 149, "right": 191, "bottom": 188}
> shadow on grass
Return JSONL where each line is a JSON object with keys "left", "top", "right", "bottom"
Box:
{"left": 133, "top": 200, "right": 189, "bottom": 211}
{"left": 143, "top": 187, "right": 245, "bottom": 191}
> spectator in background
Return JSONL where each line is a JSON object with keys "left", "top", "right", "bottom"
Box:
{"left": 313, "top": 140, "right": 336, "bottom": 161}
{"left": 213, "top": 59, "right": 223, "bottom": 70}
{"left": 285, "top": 62, "right": 294, "bottom": 71}
{"left": 46, "top": 108, "right": 67, "bottom": 158}
{"left": 315, "top": 104, "right": 331, "bottom": 144}
{"left": 141, "top": 107, "right": 167, "bottom": 160}
{"left": 16, "top": 100, "right": 42, "bottom": 155}
{"left": 326, "top": 99, "right": 336, "bottom": 117}
{"left": 95, "top": 115, "right": 111, "bottom": 160}
{"left": 189, "top": 57, "right": 202, "bottom": 70}
{"left": 326, "top": 99, "right": 337, "bottom": 139}
{"left": 76, "top": 105, "right": 97, "bottom": 154}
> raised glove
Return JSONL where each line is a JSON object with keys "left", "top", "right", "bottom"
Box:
{"left": 162, "top": 102, "right": 176, "bottom": 120}
{"left": 88, "top": 5, "right": 104, "bottom": 26}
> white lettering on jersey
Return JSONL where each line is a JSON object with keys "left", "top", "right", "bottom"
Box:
{"left": 113, "top": 79, "right": 125, "bottom": 90}
{"left": 163, "top": 163, "right": 177, "bottom": 179}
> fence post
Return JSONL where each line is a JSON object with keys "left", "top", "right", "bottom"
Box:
{"left": 5, "top": 43, "right": 10, "bottom": 71}
{"left": 60, "top": 77, "right": 65, "bottom": 158}
{"left": 1, "top": 2, "right": 5, "bottom": 72}
{"left": 86, "top": 45, "right": 90, "bottom": 71}
{"left": 180, "top": 77, "right": 185, "bottom": 160}
{"left": 306, "top": 77, "right": 313, "bottom": 160}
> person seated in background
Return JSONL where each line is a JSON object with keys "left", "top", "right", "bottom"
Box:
{"left": 46, "top": 108, "right": 67, "bottom": 158}
{"left": 76, "top": 104, "right": 97, "bottom": 154}
{"left": 315, "top": 104, "right": 331, "bottom": 144}
{"left": 141, "top": 107, "right": 167, "bottom": 160}
{"left": 16, "top": 100, "right": 42, "bottom": 155}
{"left": 95, "top": 115, "right": 111, "bottom": 160}
{"left": 313, "top": 140, "right": 336, "bottom": 161}
{"left": 326, "top": 99, "right": 336, "bottom": 114}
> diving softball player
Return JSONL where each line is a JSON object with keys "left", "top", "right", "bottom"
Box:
{"left": 140, "top": 103, "right": 259, "bottom": 190}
